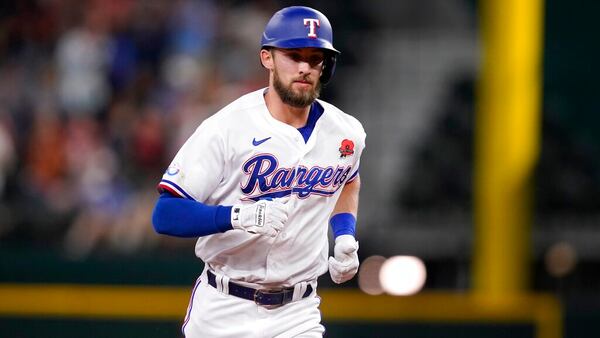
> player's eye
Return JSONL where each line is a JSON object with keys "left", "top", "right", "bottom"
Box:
{"left": 308, "top": 55, "right": 325, "bottom": 67}
{"left": 288, "top": 53, "right": 324, "bottom": 67}
{"left": 288, "top": 53, "right": 303, "bottom": 62}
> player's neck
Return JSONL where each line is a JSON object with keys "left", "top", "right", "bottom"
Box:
{"left": 264, "top": 88, "right": 310, "bottom": 128}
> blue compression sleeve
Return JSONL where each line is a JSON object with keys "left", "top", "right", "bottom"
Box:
{"left": 329, "top": 213, "right": 356, "bottom": 238}
{"left": 152, "top": 193, "right": 233, "bottom": 237}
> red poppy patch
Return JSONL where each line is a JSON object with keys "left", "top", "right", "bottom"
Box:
{"left": 339, "top": 139, "right": 355, "bottom": 158}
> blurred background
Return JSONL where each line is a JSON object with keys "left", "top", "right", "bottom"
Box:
{"left": 0, "top": 0, "right": 598, "bottom": 337}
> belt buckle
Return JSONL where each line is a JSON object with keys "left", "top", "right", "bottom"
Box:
{"left": 254, "top": 288, "right": 284, "bottom": 309}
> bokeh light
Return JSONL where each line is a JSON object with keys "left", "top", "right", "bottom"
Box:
{"left": 379, "top": 256, "right": 427, "bottom": 296}
{"left": 545, "top": 241, "right": 577, "bottom": 278}
{"left": 358, "top": 255, "right": 386, "bottom": 295}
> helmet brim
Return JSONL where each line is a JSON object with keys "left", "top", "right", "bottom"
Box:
{"left": 261, "top": 37, "right": 340, "bottom": 55}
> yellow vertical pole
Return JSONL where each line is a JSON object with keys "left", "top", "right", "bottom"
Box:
{"left": 473, "top": 0, "right": 544, "bottom": 300}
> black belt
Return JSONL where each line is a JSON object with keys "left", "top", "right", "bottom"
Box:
{"left": 207, "top": 270, "right": 313, "bottom": 307}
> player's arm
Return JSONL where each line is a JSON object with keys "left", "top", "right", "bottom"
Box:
{"left": 151, "top": 192, "right": 289, "bottom": 238}
{"left": 328, "top": 176, "right": 361, "bottom": 284}
{"left": 152, "top": 192, "right": 233, "bottom": 237}
{"left": 331, "top": 175, "right": 360, "bottom": 232}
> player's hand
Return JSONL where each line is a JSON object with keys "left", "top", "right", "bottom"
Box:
{"left": 328, "top": 235, "right": 359, "bottom": 284}
{"left": 231, "top": 197, "right": 290, "bottom": 237}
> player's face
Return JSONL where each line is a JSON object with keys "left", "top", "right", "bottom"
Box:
{"left": 271, "top": 48, "right": 324, "bottom": 108}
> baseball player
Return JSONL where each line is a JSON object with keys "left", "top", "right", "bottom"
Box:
{"left": 152, "top": 6, "right": 366, "bottom": 338}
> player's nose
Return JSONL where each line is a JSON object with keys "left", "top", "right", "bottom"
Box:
{"left": 297, "top": 60, "right": 311, "bottom": 73}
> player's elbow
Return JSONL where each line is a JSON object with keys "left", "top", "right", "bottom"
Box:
{"left": 151, "top": 199, "right": 171, "bottom": 235}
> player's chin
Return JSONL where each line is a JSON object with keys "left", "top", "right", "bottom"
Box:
{"left": 297, "top": 90, "right": 317, "bottom": 102}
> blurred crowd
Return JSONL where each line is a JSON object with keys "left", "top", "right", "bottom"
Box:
{"left": 0, "top": 0, "right": 279, "bottom": 257}
{"left": 4, "top": 0, "right": 597, "bottom": 267}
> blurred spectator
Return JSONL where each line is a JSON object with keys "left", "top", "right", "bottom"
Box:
{"left": 18, "top": 104, "right": 73, "bottom": 241}
{"left": 22, "top": 106, "right": 68, "bottom": 211}
{"left": 161, "top": 0, "right": 217, "bottom": 92}
{"left": 0, "top": 112, "right": 16, "bottom": 195}
{"left": 62, "top": 116, "right": 128, "bottom": 258}
{"left": 129, "top": 104, "right": 166, "bottom": 178}
{"left": 0, "top": 111, "right": 16, "bottom": 238}
{"left": 55, "top": 1, "right": 111, "bottom": 117}
{"left": 107, "top": 187, "right": 161, "bottom": 254}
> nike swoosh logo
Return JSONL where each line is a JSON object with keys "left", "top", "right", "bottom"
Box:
{"left": 252, "top": 137, "right": 271, "bottom": 146}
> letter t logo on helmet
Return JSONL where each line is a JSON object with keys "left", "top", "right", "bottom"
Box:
{"left": 261, "top": 6, "right": 340, "bottom": 85}
{"left": 303, "top": 18, "right": 320, "bottom": 38}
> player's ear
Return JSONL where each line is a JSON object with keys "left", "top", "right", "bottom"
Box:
{"left": 260, "top": 48, "right": 274, "bottom": 70}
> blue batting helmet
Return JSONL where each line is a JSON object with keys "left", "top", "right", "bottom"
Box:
{"left": 261, "top": 6, "right": 340, "bottom": 84}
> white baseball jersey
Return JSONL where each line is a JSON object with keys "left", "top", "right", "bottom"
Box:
{"left": 158, "top": 88, "right": 366, "bottom": 288}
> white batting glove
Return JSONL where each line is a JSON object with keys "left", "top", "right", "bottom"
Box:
{"left": 231, "top": 198, "right": 289, "bottom": 237}
{"left": 328, "top": 234, "right": 359, "bottom": 284}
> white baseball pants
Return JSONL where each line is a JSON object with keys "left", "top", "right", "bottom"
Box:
{"left": 182, "top": 271, "right": 325, "bottom": 338}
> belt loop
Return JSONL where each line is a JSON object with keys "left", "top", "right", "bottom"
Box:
{"left": 292, "top": 281, "right": 308, "bottom": 302}
{"left": 215, "top": 273, "right": 230, "bottom": 294}
{"left": 221, "top": 275, "right": 230, "bottom": 295}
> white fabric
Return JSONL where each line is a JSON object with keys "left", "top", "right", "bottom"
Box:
{"left": 292, "top": 281, "right": 309, "bottom": 302}
{"left": 182, "top": 269, "right": 324, "bottom": 338}
{"left": 221, "top": 275, "right": 230, "bottom": 295}
{"left": 160, "top": 88, "right": 366, "bottom": 288}
{"left": 215, "top": 273, "right": 230, "bottom": 294}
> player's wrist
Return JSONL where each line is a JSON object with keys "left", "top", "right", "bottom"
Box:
{"left": 335, "top": 234, "right": 356, "bottom": 245}
{"left": 216, "top": 205, "right": 234, "bottom": 232}
{"left": 330, "top": 213, "right": 356, "bottom": 239}
{"left": 230, "top": 204, "right": 243, "bottom": 229}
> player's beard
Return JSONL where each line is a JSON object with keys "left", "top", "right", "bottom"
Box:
{"left": 273, "top": 69, "right": 321, "bottom": 108}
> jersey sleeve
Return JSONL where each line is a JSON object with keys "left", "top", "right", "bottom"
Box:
{"left": 346, "top": 119, "right": 366, "bottom": 184}
{"left": 158, "top": 118, "right": 225, "bottom": 202}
